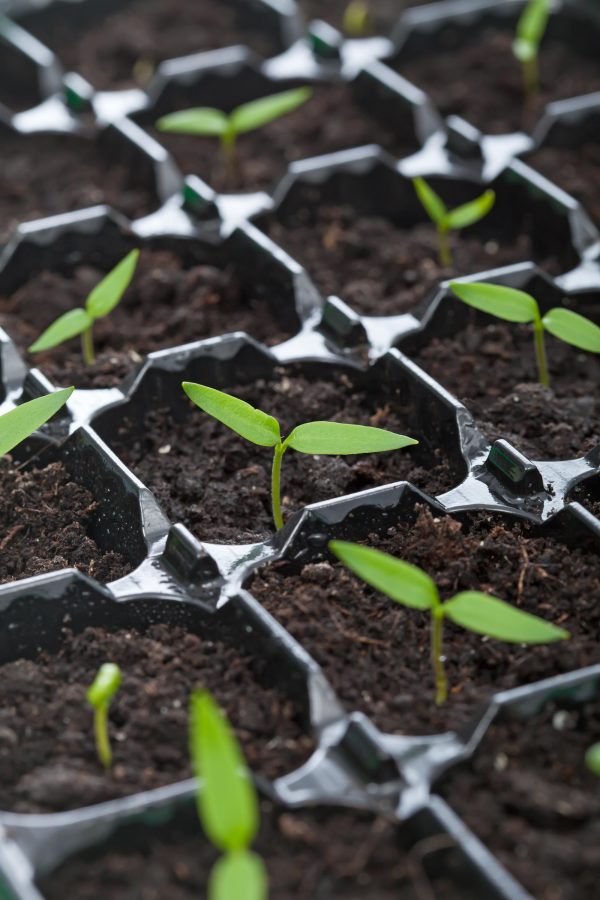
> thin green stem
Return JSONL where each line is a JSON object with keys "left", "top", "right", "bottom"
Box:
{"left": 533, "top": 318, "right": 550, "bottom": 388}
{"left": 522, "top": 56, "right": 538, "bottom": 99}
{"left": 431, "top": 605, "right": 447, "bottom": 706}
{"left": 271, "top": 443, "right": 285, "bottom": 530}
{"left": 94, "top": 704, "right": 112, "bottom": 769}
{"left": 438, "top": 225, "right": 452, "bottom": 268}
{"left": 81, "top": 325, "right": 95, "bottom": 366}
{"left": 220, "top": 130, "right": 238, "bottom": 190}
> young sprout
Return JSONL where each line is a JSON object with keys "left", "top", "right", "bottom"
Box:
{"left": 86, "top": 663, "right": 122, "bottom": 770}
{"left": 449, "top": 281, "right": 600, "bottom": 389}
{"left": 0, "top": 387, "right": 74, "bottom": 458}
{"left": 412, "top": 178, "right": 495, "bottom": 267}
{"left": 512, "top": 0, "right": 550, "bottom": 97}
{"left": 343, "top": 0, "right": 371, "bottom": 37}
{"left": 28, "top": 250, "right": 140, "bottom": 366}
{"left": 182, "top": 382, "right": 417, "bottom": 531}
{"left": 585, "top": 743, "right": 600, "bottom": 777}
{"left": 190, "top": 690, "right": 267, "bottom": 900}
{"left": 156, "top": 88, "right": 312, "bottom": 185}
{"left": 330, "top": 541, "right": 569, "bottom": 706}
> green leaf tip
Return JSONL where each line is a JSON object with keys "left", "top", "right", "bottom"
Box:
{"left": 29, "top": 308, "right": 93, "bottom": 354}
{"left": 209, "top": 850, "right": 268, "bottom": 900}
{"left": 231, "top": 87, "right": 312, "bottom": 134}
{"left": 156, "top": 107, "right": 230, "bottom": 136}
{"left": 85, "top": 249, "right": 140, "bottom": 320}
{"left": 330, "top": 541, "right": 438, "bottom": 610}
{"left": 285, "top": 421, "right": 417, "bottom": 455}
{"left": 542, "top": 307, "right": 600, "bottom": 354}
{"left": 0, "top": 387, "right": 74, "bottom": 458}
{"left": 189, "top": 689, "right": 259, "bottom": 854}
{"left": 449, "top": 281, "right": 540, "bottom": 324}
{"left": 182, "top": 382, "right": 281, "bottom": 447}
{"left": 412, "top": 177, "right": 446, "bottom": 225}
{"left": 586, "top": 743, "right": 600, "bottom": 777}
{"left": 444, "top": 592, "right": 569, "bottom": 644}
{"left": 86, "top": 662, "right": 122, "bottom": 709}
{"left": 514, "top": 0, "right": 550, "bottom": 60}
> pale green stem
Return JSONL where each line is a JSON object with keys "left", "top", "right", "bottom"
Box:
{"left": 438, "top": 225, "right": 452, "bottom": 268}
{"left": 81, "top": 325, "right": 95, "bottom": 366}
{"left": 522, "top": 56, "right": 539, "bottom": 99}
{"left": 533, "top": 318, "right": 550, "bottom": 388}
{"left": 220, "top": 130, "right": 238, "bottom": 189}
{"left": 271, "top": 443, "right": 285, "bottom": 530}
{"left": 431, "top": 605, "right": 447, "bottom": 706}
{"left": 94, "top": 704, "right": 112, "bottom": 769}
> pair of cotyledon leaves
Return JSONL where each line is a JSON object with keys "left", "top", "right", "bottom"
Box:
{"left": 413, "top": 177, "right": 495, "bottom": 233}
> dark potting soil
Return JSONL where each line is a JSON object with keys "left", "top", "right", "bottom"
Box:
{"left": 299, "top": 0, "right": 434, "bottom": 35}
{"left": 0, "top": 248, "right": 296, "bottom": 389}
{"left": 439, "top": 698, "right": 600, "bottom": 899}
{"left": 148, "top": 84, "right": 420, "bottom": 194}
{"left": 525, "top": 142, "right": 600, "bottom": 226}
{"left": 250, "top": 505, "right": 600, "bottom": 736}
{"left": 109, "top": 368, "right": 454, "bottom": 544}
{"left": 397, "top": 30, "right": 600, "bottom": 135}
{"left": 40, "top": 799, "right": 474, "bottom": 900}
{"left": 0, "top": 40, "right": 42, "bottom": 112}
{"left": 19, "top": 0, "right": 280, "bottom": 93}
{"left": 410, "top": 319, "right": 600, "bottom": 461}
{"left": 0, "top": 131, "right": 157, "bottom": 244}
{"left": 0, "top": 623, "right": 311, "bottom": 814}
{"left": 0, "top": 457, "right": 129, "bottom": 584}
{"left": 262, "top": 204, "right": 561, "bottom": 317}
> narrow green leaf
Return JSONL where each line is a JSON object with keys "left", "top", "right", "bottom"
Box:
{"left": 28, "top": 307, "right": 92, "bottom": 353}
{"left": 86, "top": 663, "right": 122, "bottom": 709}
{"left": 189, "top": 690, "right": 259, "bottom": 854}
{"left": 155, "top": 107, "right": 229, "bottom": 136}
{"left": 182, "top": 383, "right": 280, "bottom": 448}
{"left": 444, "top": 190, "right": 495, "bottom": 231}
{"left": 412, "top": 177, "right": 447, "bottom": 226}
{"left": 444, "top": 591, "right": 569, "bottom": 643}
{"left": 209, "top": 851, "right": 268, "bottom": 900}
{"left": 86, "top": 250, "right": 140, "bottom": 320}
{"left": 0, "top": 386, "right": 74, "bottom": 457}
{"left": 285, "top": 422, "right": 417, "bottom": 455}
{"left": 230, "top": 87, "right": 312, "bottom": 135}
{"left": 585, "top": 743, "right": 600, "bottom": 777}
{"left": 330, "top": 541, "right": 438, "bottom": 610}
{"left": 542, "top": 307, "right": 600, "bottom": 354}
{"left": 449, "top": 282, "right": 540, "bottom": 324}
{"left": 513, "top": 0, "right": 549, "bottom": 61}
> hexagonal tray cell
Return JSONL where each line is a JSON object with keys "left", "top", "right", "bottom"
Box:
{"left": 11, "top": 0, "right": 295, "bottom": 93}
{"left": 398, "top": 265, "right": 600, "bottom": 464}
{"left": 133, "top": 52, "right": 431, "bottom": 195}
{"left": 245, "top": 488, "right": 600, "bottom": 738}
{"left": 388, "top": 0, "right": 600, "bottom": 138}
{"left": 254, "top": 148, "right": 588, "bottom": 319}
{"left": 89, "top": 335, "right": 469, "bottom": 544}
{"left": 0, "top": 210, "right": 313, "bottom": 389}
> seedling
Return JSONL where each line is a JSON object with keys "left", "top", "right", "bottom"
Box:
{"left": 86, "top": 663, "right": 122, "bottom": 770}
{"left": 0, "top": 387, "right": 74, "bottom": 458}
{"left": 156, "top": 88, "right": 312, "bottom": 184}
{"left": 28, "top": 250, "right": 140, "bottom": 366}
{"left": 449, "top": 281, "right": 600, "bottom": 389}
{"left": 512, "top": 0, "right": 550, "bottom": 97}
{"left": 412, "top": 178, "right": 495, "bottom": 267}
{"left": 190, "top": 690, "right": 267, "bottom": 900}
{"left": 586, "top": 743, "right": 600, "bottom": 777}
{"left": 182, "top": 382, "right": 417, "bottom": 530}
{"left": 330, "top": 541, "right": 569, "bottom": 706}
{"left": 343, "top": 1, "right": 371, "bottom": 36}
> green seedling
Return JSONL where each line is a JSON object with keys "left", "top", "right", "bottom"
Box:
{"left": 412, "top": 178, "right": 495, "bottom": 267}
{"left": 449, "top": 281, "right": 600, "bottom": 389}
{"left": 330, "top": 540, "right": 569, "bottom": 706}
{"left": 513, "top": 0, "right": 550, "bottom": 97}
{"left": 0, "top": 387, "right": 74, "bottom": 458}
{"left": 182, "top": 382, "right": 417, "bottom": 531}
{"left": 86, "top": 663, "right": 122, "bottom": 770}
{"left": 343, "top": 0, "right": 372, "bottom": 36}
{"left": 190, "top": 690, "right": 267, "bottom": 900}
{"left": 156, "top": 88, "right": 312, "bottom": 184}
{"left": 585, "top": 743, "right": 600, "bottom": 777}
{"left": 29, "top": 250, "right": 140, "bottom": 366}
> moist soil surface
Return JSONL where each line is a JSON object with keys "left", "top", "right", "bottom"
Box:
{"left": 525, "top": 142, "right": 600, "bottom": 226}
{"left": 0, "top": 132, "right": 157, "bottom": 244}
{"left": 397, "top": 30, "right": 600, "bottom": 135}
{"left": 262, "top": 204, "right": 561, "bottom": 317}
{"left": 0, "top": 248, "right": 296, "bottom": 389}
{"left": 440, "top": 698, "right": 600, "bottom": 900}
{"left": 148, "top": 84, "right": 421, "bottom": 195}
{"left": 250, "top": 506, "right": 600, "bottom": 736}
{"left": 0, "top": 623, "right": 311, "bottom": 814}
{"left": 40, "top": 799, "right": 474, "bottom": 900}
{"left": 109, "top": 368, "right": 455, "bottom": 544}
{"left": 0, "top": 457, "right": 129, "bottom": 585}
{"left": 19, "top": 0, "right": 280, "bottom": 92}
{"left": 410, "top": 319, "right": 600, "bottom": 461}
